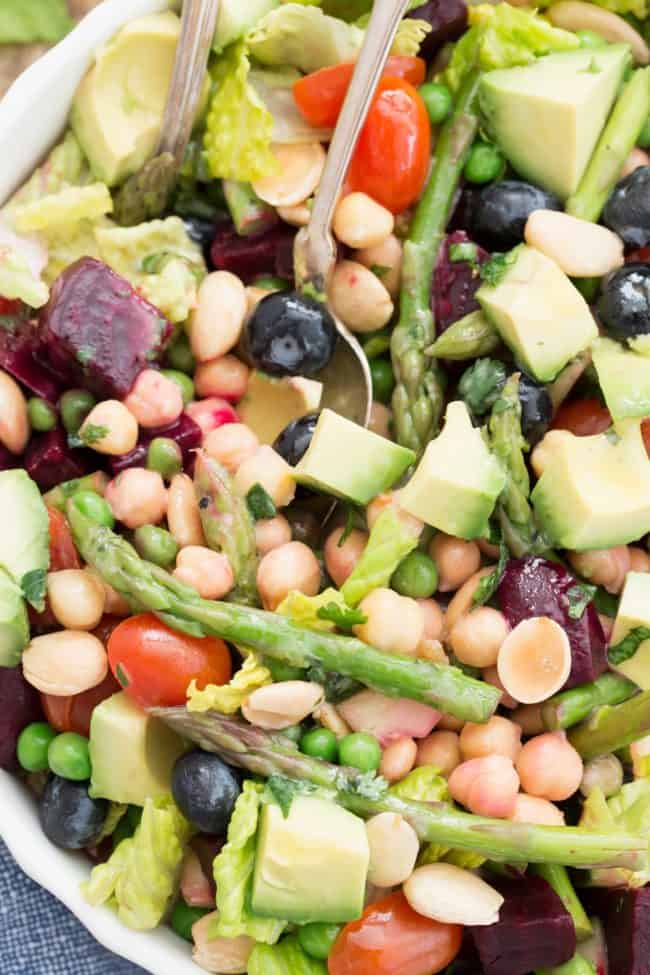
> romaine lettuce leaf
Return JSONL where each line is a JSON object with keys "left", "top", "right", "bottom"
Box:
{"left": 354, "top": 13, "right": 432, "bottom": 58}
{"left": 340, "top": 508, "right": 418, "bottom": 607}
{"left": 214, "top": 0, "right": 280, "bottom": 53}
{"left": 211, "top": 781, "right": 286, "bottom": 944}
{"left": 82, "top": 797, "right": 192, "bottom": 931}
{"left": 13, "top": 184, "right": 113, "bottom": 234}
{"left": 0, "top": 0, "right": 72, "bottom": 44}
{"left": 275, "top": 587, "right": 349, "bottom": 631}
{"left": 4, "top": 132, "right": 89, "bottom": 215}
{"left": 248, "top": 935, "right": 328, "bottom": 975}
{"left": 389, "top": 765, "right": 450, "bottom": 803}
{"left": 0, "top": 244, "right": 49, "bottom": 308}
{"left": 580, "top": 783, "right": 650, "bottom": 888}
{"left": 187, "top": 652, "right": 272, "bottom": 714}
{"left": 249, "top": 68, "right": 333, "bottom": 143}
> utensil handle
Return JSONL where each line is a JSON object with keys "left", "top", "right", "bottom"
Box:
{"left": 158, "top": 0, "right": 221, "bottom": 165}
{"left": 297, "top": 0, "right": 411, "bottom": 285}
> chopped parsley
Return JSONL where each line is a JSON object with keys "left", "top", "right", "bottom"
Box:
{"left": 246, "top": 483, "right": 277, "bottom": 521}
{"left": 609, "top": 626, "right": 650, "bottom": 666}
{"left": 264, "top": 776, "right": 316, "bottom": 817}
{"left": 316, "top": 602, "right": 367, "bottom": 631}
{"left": 473, "top": 542, "right": 509, "bottom": 608}
{"left": 566, "top": 583, "right": 597, "bottom": 621}
{"left": 68, "top": 424, "right": 108, "bottom": 448}
{"left": 21, "top": 568, "right": 46, "bottom": 610}
{"left": 479, "top": 251, "right": 517, "bottom": 287}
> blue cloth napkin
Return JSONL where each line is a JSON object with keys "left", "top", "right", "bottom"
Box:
{"left": 0, "top": 839, "right": 146, "bottom": 975}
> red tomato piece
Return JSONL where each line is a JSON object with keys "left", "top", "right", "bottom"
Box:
{"left": 107, "top": 613, "right": 232, "bottom": 708}
{"left": 293, "top": 57, "right": 426, "bottom": 128}
{"left": 0, "top": 297, "right": 22, "bottom": 315}
{"left": 347, "top": 77, "right": 431, "bottom": 214}
{"left": 41, "top": 671, "right": 121, "bottom": 738}
{"left": 328, "top": 891, "right": 462, "bottom": 975}
{"left": 552, "top": 399, "right": 612, "bottom": 437}
{"left": 642, "top": 419, "right": 650, "bottom": 456}
{"left": 47, "top": 507, "right": 81, "bottom": 571}
{"left": 627, "top": 247, "right": 650, "bottom": 263}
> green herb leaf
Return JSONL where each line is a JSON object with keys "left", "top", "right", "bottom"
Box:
{"left": 566, "top": 583, "right": 598, "bottom": 620}
{"left": 362, "top": 329, "right": 391, "bottom": 359}
{"left": 116, "top": 663, "right": 130, "bottom": 688}
{"left": 21, "top": 568, "right": 46, "bottom": 610}
{"left": 316, "top": 602, "right": 367, "bottom": 631}
{"left": 264, "top": 775, "right": 316, "bottom": 818}
{"left": 609, "top": 626, "right": 650, "bottom": 666}
{"left": 592, "top": 586, "right": 620, "bottom": 619}
{"left": 0, "top": 0, "right": 73, "bottom": 44}
{"left": 472, "top": 542, "right": 509, "bottom": 607}
{"left": 339, "top": 770, "right": 388, "bottom": 800}
{"left": 246, "top": 483, "right": 277, "bottom": 521}
{"left": 69, "top": 424, "right": 108, "bottom": 449}
{"left": 479, "top": 251, "right": 517, "bottom": 287}
{"left": 449, "top": 241, "right": 479, "bottom": 265}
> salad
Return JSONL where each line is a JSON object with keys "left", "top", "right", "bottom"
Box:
{"left": 2, "top": 0, "right": 650, "bottom": 972}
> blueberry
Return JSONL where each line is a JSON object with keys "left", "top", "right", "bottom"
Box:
{"left": 598, "top": 263, "right": 650, "bottom": 346}
{"left": 602, "top": 166, "right": 650, "bottom": 249}
{"left": 518, "top": 373, "right": 552, "bottom": 446}
{"left": 39, "top": 775, "right": 107, "bottom": 849}
{"left": 246, "top": 291, "right": 337, "bottom": 377}
{"left": 273, "top": 412, "right": 319, "bottom": 466}
{"left": 468, "top": 181, "right": 562, "bottom": 251}
{"left": 172, "top": 751, "right": 241, "bottom": 835}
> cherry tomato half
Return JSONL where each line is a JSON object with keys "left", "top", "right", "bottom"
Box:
{"left": 107, "top": 613, "right": 232, "bottom": 708}
{"left": 347, "top": 77, "right": 431, "bottom": 214}
{"left": 627, "top": 247, "right": 650, "bottom": 263}
{"left": 47, "top": 507, "right": 81, "bottom": 571}
{"left": 41, "top": 671, "right": 121, "bottom": 738}
{"left": 552, "top": 399, "right": 612, "bottom": 437}
{"left": 293, "top": 57, "right": 426, "bottom": 128}
{"left": 328, "top": 891, "right": 462, "bottom": 975}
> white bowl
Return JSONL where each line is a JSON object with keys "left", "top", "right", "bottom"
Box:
{"left": 0, "top": 3, "right": 201, "bottom": 972}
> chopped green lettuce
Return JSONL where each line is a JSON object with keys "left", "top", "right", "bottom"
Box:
{"left": 275, "top": 587, "right": 350, "bottom": 631}
{"left": 0, "top": 0, "right": 72, "bottom": 44}
{"left": 341, "top": 508, "right": 418, "bottom": 607}
{"left": 0, "top": 245, "right": 48, "bottom": 308}
{"left": 248, "top": 935, "right": 328, "bottom": 975}
{"left": 580, "top": 783, "right": 650, "bottom": 888}
{"left": 4, "top": 132, "right": 89, "bottom": 215}
{"left": 14, "top": 184, "right": 113, "bottom": 234}
{"left": 354, "top": 13, "right": 432, "bottom": 58}
{"left": 187, "top": 652, "right": 272, "bottom": 714}
{"left": 390, "top": 766, "right": 450, "bottom": 803}
{"left": 82, "top": 797, "right": 192, "bottom": 931}
{"left": 211, "top": 781, "right": 286, "bottom": 944}
{"left": 249, "top": 68, "right": 333, "bottom": 143}
{"left": 213, "top": 0, "right": 280, "bottom": 53}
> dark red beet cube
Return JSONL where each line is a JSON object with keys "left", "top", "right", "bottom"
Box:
{"left": 407, "top": 0, "right": 468, "bottom": 60}
{"left": 584, "top": 887, "right": 650, "bottom": 975}
{"left": 210, "top": 223, "right": 296, "bottom": 284}
{"left": 433, "top": 231, "right": 489, "bottom": 332}
{"left": 0, "top": 666, "right": 42, "bottom": 770}
{"left": 25, "top": 427, "right": 94, "bottom": 491}
{"left": 39, "top": 258, "right": 173, "bottom": 399}
{"left": 109, "top": 412, "right": 202, "bottom": 475}
{"left": 470, "top": 875, "right": 576, "bottom": 975}
{"left": 0, "top": 312, "right": 61, "bottom": 403}
{"left": 498, "top": 557, "right": 607, "bottom": 689}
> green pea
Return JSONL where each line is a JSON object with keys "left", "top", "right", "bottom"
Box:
{"left": 17, "top": 722, "right": 57, "bottom": 772}
{"left": 369, "top": 358, "right": 395, "bottom": 405}
{"left": 165, "top": 332, "right": 195, "bottom": 374}
{"left": 577, "top": 29, "right": 608, "bottom": 49}
{"left": 27, "top": 397, "right": 57, "bottom": 432}
{"left": 265, "top": 659, "right": 304, "bottom": 682}
{"left": 48, "top": 732, "right": 92, "bottom": 781}
{"left": 300, "top": 727, "right": 339, "bottom": 763}
{"left": 252, "top": 275, "right": 290, "bottom": 291}
{"left": 72, "top": 490, "right": 115, "bottom": 528}
{"left": 171, "top": 900, "right": 210, "bottom": 942}
{"left": 160, "top": 369, "right": 195, "bottom": 406}
{"left": 147, "top": 437, "right": 183, "bottom": 479}
{"left": 134, "top": 524, "right": 179, "bottom": 569}
{"left": 419, "top": 82, "right": 453, "bottom": 126}
{"left": 338, "top": 732, "right": 381, "bottom": 772}
{"left": 59, "top": 389, "right": 96, "bottom": 434}
{"left": 638, "top": 115, "right": 650, "bottom": 150}
{"left": 391, "top": 550, "right": 439, "bottom": 599}
{"left": 464, "top": 143, "right": 505, "bottom": 185}
{"left": 298, "top": 922, "right": 341, "bottom": 960}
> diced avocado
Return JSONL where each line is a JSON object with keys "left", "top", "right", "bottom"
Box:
{"left": 89, "top": 692, "right": 187, "bottom": 806}
{"left": 214, "top": 0, "right": 279, "bottom": 52}
{"left": 70, "top": 13, "right": 181, "bottom": 186}
{"left": 609, "top": 572, "right": 650, "bottom": 688}
{"left": 477, "top": 245, "right": 598, "bottom": 382}
{"left": 532, "top": 421, "right": 650, "bottom": 550}
{"left": 592, "top": 337, "right": 650, "bottom": 421}
{"left": 294, "top": 408, "right": 415, "bottom": 504}
{"left": 479, "top": 45, "right": 630, "bottom": 200}
{"left": 0, "top": 470, "right": 49, "bottom": 607}
{"left": 238, "top": 371, "right": 323, "bottom": 445}
{"left": 251, "top": 796, "right": 369, "bottom": 924}
{"left": 0, "top": 567, "right": 29, "bottom": 668}
{"left": 399, "top": 401, "right": 506, "bottom": 540}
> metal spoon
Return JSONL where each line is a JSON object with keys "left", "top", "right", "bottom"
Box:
{"left": 294, "top": 0, "right": 412, "bottom": 428}
{"left": 113, "top": 0, "right": 220, "bottom": 226}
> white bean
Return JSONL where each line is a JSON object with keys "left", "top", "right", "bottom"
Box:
{"left": 22, "top": 631, "right": 108, "bottom": 696}
{"left": 192, "top": 912, "right": 254, "bottom": 974}
{"left": 333, "top": 192, "right": 394, "bottom": 249}
{"left": 314, "top": 701, "right": 351, "bottom": 739}
{"left": 234, "top": 445, "right": 296, "bottom": 508}
{"left": 174, "top": 546, "right": 234, "bottom": 600}
{"left": 525, "top": 210, "right": 624, "bottom": 278}
{"left": 254, "top": 515, "right": 292, "bottom": 556}
{"left": 354, "top": 588, "right": 424, "bottom": 656}
{"left": 404, "top": 863, "right": 504, "bottom": 927}
{"left": 277, "top": 203, "right": 311, "bottom": 227}
{"left": 355, "top": 234, "right": 403, "bottom": 299}
{"left": 203, "top": 423, "right": 260, "bottom": 474}
{"left": 123, "top": 369, "right": 183, "bottom": 428}
{"left": 379, "top": 737, "right": 417, "bottom": 783}
{"left": 329, "top": 260, "right": 394, "bottom": 333}
{"left": 105, "top": 469, "right": 168, "bottom": 529}
{"left": 79, "top": 400, "right": 138, "bottom": 456}
{"left": 167, "top": 473, "right": 205, "bottom": 547}
{"left": 0, "top": 370, "right": 29, "bottom": 454}
{"left": 257, "top": 541, "right": 321, "bottom": 611}
{"left": 548, "top": 1, "right": 650, "bottom": 63}
{"left": 190, "top": 272, "right": 247, "bottom": 362}
{"left": 253, "top": 143, "right": 326, "bottom": 207}
{"left": 194, "top": 356, "right": 249, "bottom": 402}
{"left": 366, "top": 813, "right": 419, "bottom": 887}
{"left": 47, "top": 570, "right": 106, "bottom": 631}
{"left": 242, "top": 680, "right": 324, "bottom": 729}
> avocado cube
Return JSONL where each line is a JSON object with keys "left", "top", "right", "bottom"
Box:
{"left": 89, "top": 692, "right": 187, "bottom": 806}
{"left": 532, "top": 421, "right": 650, "bottom": 550}
{"left": 610, "top": 572, "right": 650, "bottom": 688}
{"left": 0, "top": 567, "right": 29, "bottom": 668}
{"left": 238, "top": 371, "right": 323, "bottom": 445}
{"left": 294, "top": 408, "right": 415, "bottom": 505}
{"left": 251, "top": 796, "right": 369, "bottom": 924}
{"left": 479, "top": 46, "right": 630, "bottom": 200}
{"left": 592, "top": 338, "right": 650, "bottom": 422}
{"left": 399, "top": 401, "right": 505, "bottom": 539}
{"left": 477, "top": 246, "right": 598, "bottom": 383}
{"left": 0, "top": 470, "right": 49, "bottom": 604}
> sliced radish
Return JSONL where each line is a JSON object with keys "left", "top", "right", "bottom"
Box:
{"left": 403, "top": 863, "right": 504, "bottom": 926}
{"left": 497, "top": 616, "right": 572, "bottom": 704}
{"left": 337, "top": 689, "right": 440, "bottom": 746}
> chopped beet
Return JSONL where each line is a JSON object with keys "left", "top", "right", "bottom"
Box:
{"left": 433, "top": 231, "right": 489, "bottom": 332}
{"left": 0, "top": 666, "right": 42, "bottom": 770}
{"left": 407, "top": 0, "right": 468, "bottom": 60}
{"left": 470, "top": 875, "right": 576, "bottom": 975}
{"left": 584, "top": 888, "right": 650, "bottom": 975}
{"left": 0, "top": 313, "right": 61, "bottom": 403}
{"left": 109, "top": 412, "right": 202, "bottom": 475}
{"left": 210, "top": 222, "right": 296, "bottom": 284}
{"left": 25, "top": 427, "right": 94, "bottom": 491}
{"left": 498, "top": 557, "right": 607, "bottom": 689}
{"left": 38, "top": 258, "right": 173, "bottom": 399}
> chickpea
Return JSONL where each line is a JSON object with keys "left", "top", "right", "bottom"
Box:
{"left": 368, "top": 401, "right": 392, "bottom": 439}
{"left": 510, "top": 794, "right": 565, "bottom": 827}
{"left": 194, "top": 355, "right": 249, "bottom": 402}
{"left": 366, "top": 813, "right": 419, "bottom": 888}
{"left": 47, "top": 570, "right": 105, "bottom": 631}
{"left": 189, "top": 271, "right": 247, "bottom": 362}
{"left": 79, "top": 400, "right": 138, "bottom": 456}
{"left": 277, "top": 203, "right": 311, "bottom": 227}
{"left": 257, "top": 541, "right": 321, "bottom": 610}
{"left": 459, "top": 715, "right": 522, "bottom": 764}
{"left": 482, "top": 665, "right": 518, "bottom": 709}
{"left": 234, "top": 445, "right": 296, "bottom": 508}
{"left": 516, "top": 732, "right": 584, "bottom": 801}
{"left": 105, "top": 469, "right": 167, "bottom": 529}
{"left": 437, "top": 713, "right": 464, "bottom": 732}
{"left": 448, "top": 755, "right": 520, "bottom": 819}
{"left": 354, "top": 588, "right": 424, "bottom": 656}
{"left": 0, "top": 369, "right": 30, "bottom": 454}
{"left": 324, "top": 526, "right": 368, "bottom": 587}
{"left": 333, "top": 193, "right": 394, "bottom": 249}
{"left": 86, "top": 569, "right": 130, "bottom": 617}
{"left": 449, "top": 607, "right": 510, "bottom": 669}
{"left": 477, "top": 537, "right": 501, "bottom": 560}
{"left": 417, "top": 639, "right": 448, "bottom": 664}
{"left": 580, "top": 754, "right": 624, "bottom": 798}
{"left": 203, "top": 423, "right": 259, "bottom": 474}
{"left": 366, "top": 492, "right": 423, "bottom": 538}
{"left": 629, "top": 546, "right": 650, "bottom": 573}
{"left": 416, "top": 730, "right": 461, "bottom": 776}
{"left": 511, "top": 703, "right": 545, "bottom": 737}
{"left": 329, "top": 261, "right": 394, "bottom": 333}
{"left": 355, "top": 234, "right": 403, "bottom": 299}
{"left": 167, "top": 473, "right": 205, "bottom": 548}
{"left": 379, "top": 737, "right": 417, "bottom": 783}
{"left": 417, "top": 599, "right": 445, "bottom": 642}
{"left": 185, "top": 397, "right": 238, "bottom": 438}
{"left": 255, "top": 515, "right": 292, "bottom": 556}
{"left": 174, "top": 546, "right": 234, "bottom": 600}
{"left": 429, "top": 534, "right": 481, "bottom": 593}
{"left": 123, "top": 369, "right": 183, "bottom": 429}
{"left": 568, "top": 546, "right": 631, "bottom": 595}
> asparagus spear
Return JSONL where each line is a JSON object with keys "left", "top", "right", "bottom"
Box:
{"left": 391, "top": 69, "right": 481, "bottom": 455}
{"left": 193, "top": 451, "right": 259, "bottom": 606}
{"left": 542, "top": 673, "right": 638, "bottom": 731}
{"left": 68, "top": 503, "right": 500, "bottom": 722}
{"left": 152, "top": 707, "right": 647, "bottom": 871}
{"left": 425, "top": 310, "right": 500, "bottom": 360}
{"left": 43, "top": 471, "right": 109, "bottom": 511}
{"left": 533, "top": 863, "right": 592, "bottom": 941}
{"left": 568, "top": 689, "right": 650, "bottom": 760}
{"left": 566, "top": 68, "right": 650, "bottom": 222}
{"left": 222, "top": 180, "right": 278, "bottom": 237}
